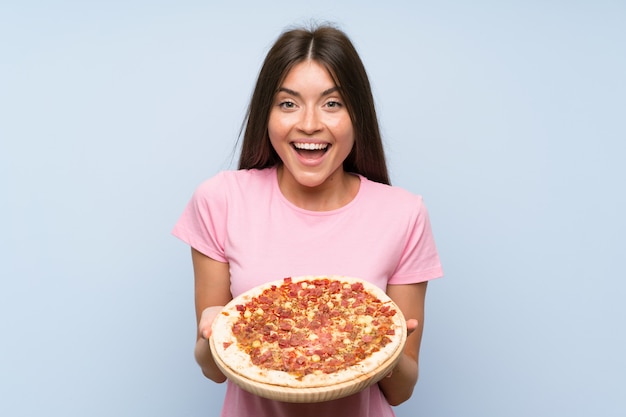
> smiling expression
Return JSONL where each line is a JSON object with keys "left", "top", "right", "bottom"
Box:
{"left": 268, "top": 60, "right": 355, "bottom": 192}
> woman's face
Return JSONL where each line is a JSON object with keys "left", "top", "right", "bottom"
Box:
{"left": 268, "top": 60, "right": 355, "bottom": 190}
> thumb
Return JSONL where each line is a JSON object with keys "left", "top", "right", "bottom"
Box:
{"left": 201, "top": 327, "right": 212, "bottom": 340}
{"left": 406, "top": 319, "right": 419, "bottom": 335}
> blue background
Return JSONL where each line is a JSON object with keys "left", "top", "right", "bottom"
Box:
{"left": 1, "top": 1, "right": 624, "bottom": 416}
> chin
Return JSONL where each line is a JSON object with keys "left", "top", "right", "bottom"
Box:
{"left": 295, "top": 178, "right": 326, "bottom": 189}
{"left": 293, "top": 172, "right": 331, "bottom": 189}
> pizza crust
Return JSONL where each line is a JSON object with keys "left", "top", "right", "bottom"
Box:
{"left": 210, "top": 275, "right": 407, "bottom": 398}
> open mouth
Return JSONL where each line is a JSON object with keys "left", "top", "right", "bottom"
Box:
{"left": 292, "top": 142, "right": 329, "bottom": 159}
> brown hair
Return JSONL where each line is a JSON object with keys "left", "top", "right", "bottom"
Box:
{"left": 238, "top": 25, "right": 390, "bottom": 185}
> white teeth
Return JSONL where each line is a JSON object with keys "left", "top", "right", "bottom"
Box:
{"left": 293, "top": 143, "right": 328, "bottom": 150}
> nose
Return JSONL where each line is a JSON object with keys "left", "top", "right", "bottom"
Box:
{"left": 297, "top": 107, "right": 323, "bottom": 134}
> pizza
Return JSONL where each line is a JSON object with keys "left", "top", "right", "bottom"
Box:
{"left": 209, "top": 275, "right": 407, "bottom": 399}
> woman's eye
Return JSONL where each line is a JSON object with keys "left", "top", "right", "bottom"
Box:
{"left": 326, "top": 100, "right": 343, "bottom": 109}
{"left": 279, "top": 101, "right": 296, "bottom": 109}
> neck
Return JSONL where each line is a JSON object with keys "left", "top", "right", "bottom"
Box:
{"left": 276, "top": 165, "right": 360, "bottom": 211}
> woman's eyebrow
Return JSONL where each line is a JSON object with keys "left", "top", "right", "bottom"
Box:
{"left": 277, "top": 86, "right": 340, "bottom": 97}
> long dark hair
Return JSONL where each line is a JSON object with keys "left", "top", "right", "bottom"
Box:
{"left": 238, "top": 25, "right": 390, "bottom": 185}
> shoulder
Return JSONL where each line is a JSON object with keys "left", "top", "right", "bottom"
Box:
{"left": 194, "top": 168, "right": 276, "bottom": 198}
{"left": 198, "top": 167, "right": 274, "bottom": 188}
{"left": 359, "top": 177, "right": 425, "bottom": 213}
{"left": 356, "top": 178, "right": 435, "bottom": 235}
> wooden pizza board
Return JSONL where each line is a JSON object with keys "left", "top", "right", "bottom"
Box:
{"left": 209, "top": 275, "right": 408, "bottom": 403}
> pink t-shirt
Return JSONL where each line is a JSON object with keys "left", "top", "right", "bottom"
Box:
{"left": 173, "top": 167, "right": 443, "bottom": 417}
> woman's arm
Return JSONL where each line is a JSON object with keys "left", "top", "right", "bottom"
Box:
{"left": 191, "top": 248, "right": 232, "bottom": 382}
{"left": 378, "top": 282, "right": 428, "bottom": 406}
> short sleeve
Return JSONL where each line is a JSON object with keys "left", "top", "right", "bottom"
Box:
{"left": 388, "top": 198, "right": 443, "bottom": 285}
{"left": 171, "top": 172, "right": 229, "bottom": 262}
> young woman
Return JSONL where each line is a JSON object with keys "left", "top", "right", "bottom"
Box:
{"left": 173, "top": 25, "right": 443, "bottom": 417}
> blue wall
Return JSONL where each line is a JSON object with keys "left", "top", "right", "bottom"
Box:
{"left": 1, "top": 1, "right": 624, "bottom": 416}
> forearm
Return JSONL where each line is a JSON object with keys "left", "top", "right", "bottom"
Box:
{"left": 377, "top": 353, "right": 419, "bottom": 406}
{"left": 194, "top": 337, "right": 227, "bottom": 383}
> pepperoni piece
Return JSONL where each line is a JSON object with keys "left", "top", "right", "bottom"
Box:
{"left": 279, "top": 320, "right": 292, "bottom": 331}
